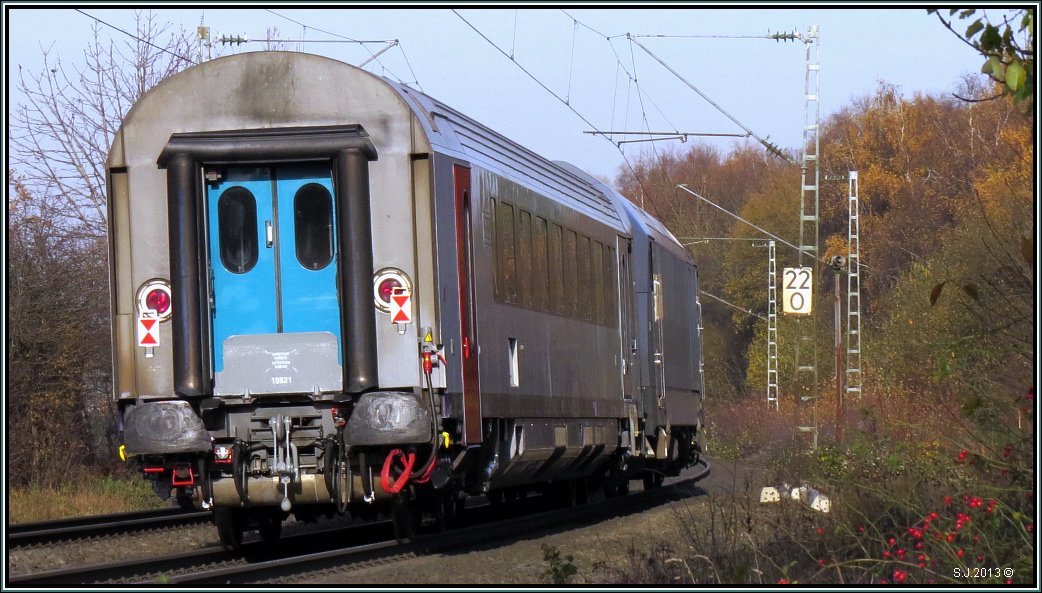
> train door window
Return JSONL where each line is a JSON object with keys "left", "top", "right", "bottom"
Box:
{"left": 578, "top": 235, "right": 592, "bottom": 321}
{"left": 496, "top": 201, "right": 516, "bottom": 303}
{"left": 293, "top": 183, "right": 335, "bottom": 271}
{"left": 518, "top": 210, "right": 533, "bottom": 308}
{"left": 533, "top": 217, "right": 549, "bottom": 311}
{"left": 217, "top": 186, "right": 259, "bottom": 274}
{"left": 563, "top": 229, "right": 577, "bottom": 319}
{"left": 490, "top": 198, "right": 499, "bottom": 300}
{"left": 549, "top": 223, "right": 564, "bottom": 315}
{"left": 592, "top": 240, "right": 604, "bottom": 324}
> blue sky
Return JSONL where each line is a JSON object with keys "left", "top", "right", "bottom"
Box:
{"left": 6, "top": 6, "right": 989, "bottom": 183}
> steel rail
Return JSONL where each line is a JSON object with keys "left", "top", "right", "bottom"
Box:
{"left": 8, "top": 507, "right": 211, "bottom": 547}
{"left": 12, "top": 460, "right": 710, "bottom": 585}
{"left": 7, "top": 520, "right": 391, "bottom": 585}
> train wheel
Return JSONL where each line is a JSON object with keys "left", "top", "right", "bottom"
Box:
{"left": 391, "top": 495, "right": 417, "bottom": 544}
{"left": 551, "top": 480, "right": 584, "bottom": 508}
{"left": 257, "top": 510, "right": 282, "bottom": 541}
{"left": 429, "top": 498, "right": 449, "bottom": 533}
{"left": 604, "top": 477, "right": 630, "bottom": 498}
{"left": 214, "top": 507, "right": 245, "bottom": 551}
{"left": 451, "top": 498, "right": 467, "bottom": 525}
{"left": 643, "top": 472, "right": 664, "bottom": 490}
{"left": 175, "top": 490, "right": 196, "bottom": 511}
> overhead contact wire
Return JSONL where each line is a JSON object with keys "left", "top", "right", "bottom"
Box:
{"left": 452, "top": 8, "right": 663, "bottom": 220}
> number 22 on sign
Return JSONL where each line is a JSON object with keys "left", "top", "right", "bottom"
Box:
{"left": 782, "top": 267, "right": 813, "bottom": 315}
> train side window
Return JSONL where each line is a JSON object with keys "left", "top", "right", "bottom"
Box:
{"left": 518, "top": 210, "right": 533, "bottom": 308}
{"left": 578, "top": 235, "right": 592, "bottom": 321}
{"left": 606, "top": 246, "right": 617, "bottom": 327}
{"left": 563, "top": 229, "right": 577, "bottom": 319}
{"left": 549, "top": 224, "right": 564, "bottom": 315}
{"left": 533, "top": 217, "right": 549, "bottom": 311}
{"left": 496, "top": 201, "right": 517, "bottom": 303}
{"left": 217, "top": 186, "right": 259, "bottom": 274}
{"left": 294, "top": 183, "right": 335, "bottom": 271}
{"left": 593, "top": 240, "right": 604, "bottom": 324}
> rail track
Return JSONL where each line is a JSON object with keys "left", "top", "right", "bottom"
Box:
{"left": 8, "top": 507, "right": 212, "bottom": 548}
{"left": 10, "top": 459, "right": 709, "bottom": 585}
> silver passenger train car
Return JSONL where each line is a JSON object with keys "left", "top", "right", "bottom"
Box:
{"left": 108, "top": 51, "right": 706, "bottom": 548}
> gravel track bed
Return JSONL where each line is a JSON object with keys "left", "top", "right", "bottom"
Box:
{"left": 9, "top": 460, "right": 759, "bottom": 584}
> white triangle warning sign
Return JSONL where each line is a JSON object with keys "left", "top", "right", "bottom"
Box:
{"left": 137, "top": 314, "right": 160, "bottom": 347}
{"left": 389, "top": 288, "right": 412, "bottom": 325}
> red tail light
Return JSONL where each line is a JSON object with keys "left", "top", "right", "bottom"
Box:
{"left": 145, "top": 289, "right": 170, "bottom": 314}
{"left": 136, "top": 279, "right": 173, "bottom": 321}
{"left": 378, "top": 278, "right": 402, "bottom": 303}
{"left": 373, "top": 268, "right": 411, "bottom": 312}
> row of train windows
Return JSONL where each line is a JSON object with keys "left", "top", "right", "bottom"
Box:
{"left": 491, "top": 198, "right": 617, "bottom": 327}
{"left": 217, "top": 184, "right": 335, "bottom": 274}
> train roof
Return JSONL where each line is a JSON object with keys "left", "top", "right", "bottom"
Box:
{"left": 385, "top": 78, "right": 688, "bottom": 260}
{"left": 108, "top": 51, "right": 686, "bottom": 259}
{"left": 386, "top": 79, "right": 625, "bottom": 230}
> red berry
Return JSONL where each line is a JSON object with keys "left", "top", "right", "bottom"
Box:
{"left": 957, "top": 549, "right": 964, "bottom": 557}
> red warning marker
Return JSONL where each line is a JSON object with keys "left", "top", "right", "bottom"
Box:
{"left": 389, "top": 288, "right": 412, "bottom": 324}
{"left": 137, "top": 314, "right": 161, "bottom": 347}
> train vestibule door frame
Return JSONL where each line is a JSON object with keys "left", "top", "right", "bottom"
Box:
{"left": 453, "top": 165, "right": 482, "bottom": 444}
{"left": 649, "top": 242, "right": 667, "bottom": 409}
{"left": 617, "top": 236, "right": 636, "bottom": 399}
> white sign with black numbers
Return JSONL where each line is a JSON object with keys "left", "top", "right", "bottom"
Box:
{"left": 782, "top": 267, "right": 813, "bottom": 315}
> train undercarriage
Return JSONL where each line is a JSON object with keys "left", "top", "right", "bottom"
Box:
{"left": 132, "top": 396, "right": 702, "bottom": 549}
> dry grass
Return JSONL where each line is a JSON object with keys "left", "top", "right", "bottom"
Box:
{"left": 8, "top": 467, "right": 166, "bottom": 524}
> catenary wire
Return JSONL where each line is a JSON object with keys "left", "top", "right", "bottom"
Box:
{"left": 75, "top": 9, "right": 196, "bottom": 64}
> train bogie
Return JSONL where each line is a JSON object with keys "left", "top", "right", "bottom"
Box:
{"left": 107, "top": 51, "right": 705, "bottom": 548}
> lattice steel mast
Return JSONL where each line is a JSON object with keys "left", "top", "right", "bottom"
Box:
{"left": 847, "top": 171, "right": 862, "bottom": 401}
{"left": 767, "top": 240, "right": 779, "bottom": 410}
{"left": 794, "top": 26, "right": 821, "bottom": 448}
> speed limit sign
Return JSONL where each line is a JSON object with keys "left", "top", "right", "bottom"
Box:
{"left": 782, "top": 267, "right": 813, "bottom": 315}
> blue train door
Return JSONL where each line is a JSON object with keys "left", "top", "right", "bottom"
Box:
{"left": 207, "top": 163, "right": 340, "bottom": 374}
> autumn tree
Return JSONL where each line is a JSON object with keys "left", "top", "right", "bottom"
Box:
{"left": 7, "top": 12, "right": 195, "bottom": 484}
{"left": 11, "top": 12, "right": 194, "bottom": 240}
{"left": 8, "top": 174, "right": 111, "bottom": 487}
{"left": 931, "top": 8, "right": 1034, "bottom": 109}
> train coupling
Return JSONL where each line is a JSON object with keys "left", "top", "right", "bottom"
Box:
{"left": 268, "top": 414, "right": 300, "bottom": 512}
